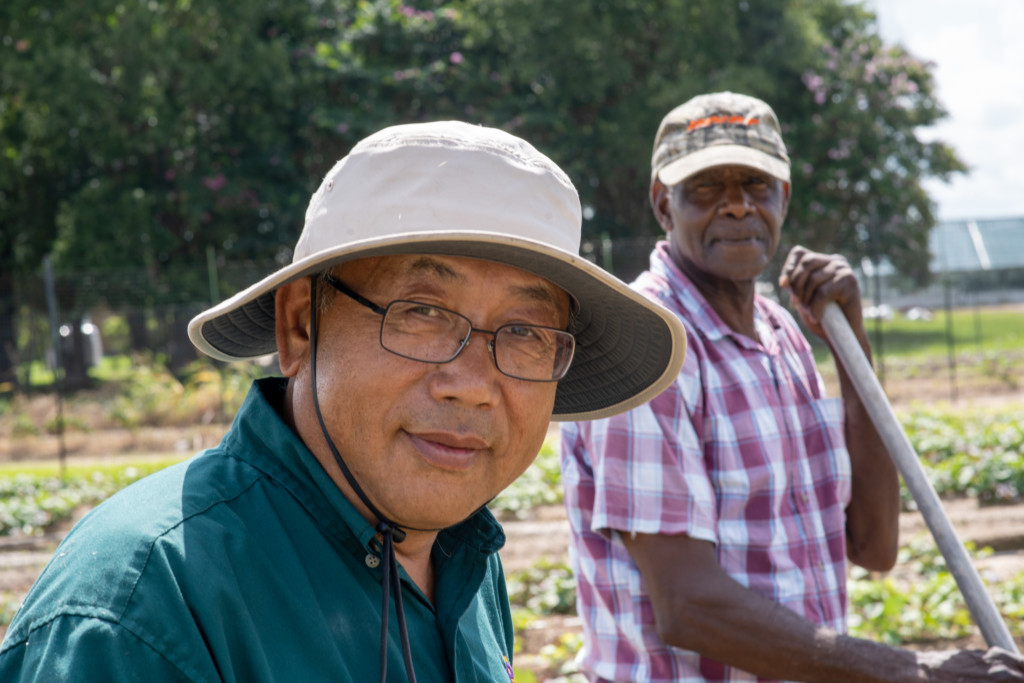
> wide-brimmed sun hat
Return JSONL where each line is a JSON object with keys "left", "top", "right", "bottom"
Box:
{"left": 188, "top": 121, "right": 685, "bottom": 421}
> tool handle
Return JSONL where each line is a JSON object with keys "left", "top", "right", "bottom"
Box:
{"left": 821, "top": 302, "right": 1017, "bottom": 652}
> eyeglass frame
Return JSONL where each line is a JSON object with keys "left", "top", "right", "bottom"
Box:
{"left": 320, "top": 274, "right": 576, "bottom": 382}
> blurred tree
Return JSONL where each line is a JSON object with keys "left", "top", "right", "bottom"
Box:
{"left": 1, "top": 0, "right": 333, "bottom": 377}
{"left": 778, "top": 0, "right": 965, "bottom": 286}
{"left": 454, "top": 0, "right": 962, "bottom": 289}
{"left": 306, "top": 0, "right": 478, "bottom": 143}
{"left": 0, "top": 4, "right": 91, "bottom": 386}
{"left": 0, "top": 0, "right": 964, "bottom": 384}
{"left": 459, "top": 0, "right": 818, "bottom": 238}
{"left": 0, "top": 0, "right": 491, "bottom": 380}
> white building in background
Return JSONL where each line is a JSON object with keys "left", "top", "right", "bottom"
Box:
{"left": 861, "top": 215, "right": 1024, "bottom": 311}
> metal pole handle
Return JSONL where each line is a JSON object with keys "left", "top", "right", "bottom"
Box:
{"left": 821, "top": 302, "right": 1017, "bottom": 652}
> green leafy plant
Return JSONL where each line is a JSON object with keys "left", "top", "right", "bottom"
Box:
{"left": 0, "top": 591, "right": 21, "bottom": 628}
{"left": 490, "top": 441, "right": 564, "bottom": 520}
{"left": 901, "top": 406, "right": 1024, "bottom": 505}
{"left": 44, "top": 415, "right": 91, "bottom": 434}
{"left": 11, "top": 413, "right": 40, "bottom": 437}
{"left": 105, "top": 357, "right": 186, "bottom": 429}
{"left": 508, "top": 558, "right": 584, "bottom": 682}
{"left": 507, "top": 558, "right": 577, "bottom": 616}
{"left": 537, "top": 632, "right": 584, "bottom": 679}
{"left": 0, "top": 462, "right": 179, "bottom": 537}
{"left": 101, "top": 354, "right": 264, "bottom": 429}
{"left": 849, "top": 534, "right": 1024, "bottom": 644}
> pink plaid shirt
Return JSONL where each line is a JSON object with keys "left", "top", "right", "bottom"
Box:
{"left": 561, "top": 242, "right": 852, "bottom": 682}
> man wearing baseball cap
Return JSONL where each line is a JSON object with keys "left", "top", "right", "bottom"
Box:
{"left": 0, "top": 121, "right": 686, "bottom": 682}
{"left": 561, "top": 92, "right": 1024, "bottom": 681}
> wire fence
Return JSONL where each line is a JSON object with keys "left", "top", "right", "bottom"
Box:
{"left": 4, "top": 236, "right": 1024, "bottom": 397}
{"left": 4, "top": 235, "right": 1024, "bottom": 467}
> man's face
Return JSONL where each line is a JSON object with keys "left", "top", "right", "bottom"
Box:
{"left": 284, "top": 254, "right": 569, "bottom": 531}
{"left": 653, "top": 164, "right": 790, "bottom": 286}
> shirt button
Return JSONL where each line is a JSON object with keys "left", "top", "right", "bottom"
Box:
{"left": 801, "top": 492, "right": 809, "bottom": 503}
{"left": 365, "top": 553, "right": 380, "bottom": 569}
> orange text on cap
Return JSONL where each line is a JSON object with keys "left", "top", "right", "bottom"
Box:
{"left": 687, "top": 115, "right": 760, "bottom": 132}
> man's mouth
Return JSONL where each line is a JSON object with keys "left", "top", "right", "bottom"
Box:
{"left": 405, "top": 430, "right": 489, "bottom": 472}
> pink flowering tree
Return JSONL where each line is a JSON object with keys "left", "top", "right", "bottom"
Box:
{"left": 779, "top": 2, "right": 965, "bottom": 287}
{"left": 443, "top": 0, "right": 961, "bottom": 287}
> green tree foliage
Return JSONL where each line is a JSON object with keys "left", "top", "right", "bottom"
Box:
{"left": 462, "top": 0, "right": 824, "bottom": 237}
{"left": 1, "top": 2, "right": 329, "bottom": 301}
{"left": 0, "top": 0, "right": 963, "bottom": 381}
{"left": 1, "top": 1, "right": 335, "bottom": 374}
{"left": 309, "top": 1, "right": 475, "bottom": 137}
{"left": 452, "top": 0, "right": 962, "bottom": 287}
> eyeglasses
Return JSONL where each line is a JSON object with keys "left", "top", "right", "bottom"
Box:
{"left": 323, "top": 275, "right": 575, "bottom": 382}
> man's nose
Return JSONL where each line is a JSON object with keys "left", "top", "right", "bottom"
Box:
{"left": 430, "top": 331, "right": 502, "bottom": 405}
{"left": 720, "top": 182, "right": 754, "bottom": 217}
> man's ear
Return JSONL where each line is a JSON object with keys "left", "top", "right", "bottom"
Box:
{"left": 276, "top": 278, "right": 312, "bottom": 378}
{"left": 780, "top": 180, "right": 791, "bottom": 220}
{"left": 650, "top": 179, "right": 673, "bottom": 233}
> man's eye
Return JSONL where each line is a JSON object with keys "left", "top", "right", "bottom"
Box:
{"left": 393, "top": 303, "right": 449, "bottom": 327}
{"left": 408, "top": 304, "right": 441, "bottom": 318}
{"left": 505, "top": 325, "right": 538, "bottom": 339}
{"left": 691, "top": 182, "right": 720, "bottom": 194}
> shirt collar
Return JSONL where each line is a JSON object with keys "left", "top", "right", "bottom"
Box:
{"left": 647, "top": 241, "right": 781, "bottom": 352}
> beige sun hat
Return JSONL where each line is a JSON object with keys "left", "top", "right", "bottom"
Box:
{"left": 188, "top": 121, "right": 685, "bottom": 421}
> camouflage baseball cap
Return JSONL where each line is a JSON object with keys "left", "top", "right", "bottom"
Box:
{"left": 651, "top": 91, "right": 790, "bottom": 186}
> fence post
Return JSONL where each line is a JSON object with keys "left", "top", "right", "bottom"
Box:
{"left": 206, "top": 246, "right": 225, "bottom": 423}
{"left": 872, "top": 256, "right": 886, "bottom": 389}
{"left": 600, "top": 233, "right": 613, "bottom": 273}
{"left": 206, "top": 245, "right": 221, "bottom": 305}
{"left": 943, "top": 276, "right": 958, "bottom": 402}
{"left": 43, "top": 255, "right": 67, "bottom": 479}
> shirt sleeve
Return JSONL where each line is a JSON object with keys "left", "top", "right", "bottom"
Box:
{"left": 562, "top": 347, "right": 719, "bottom": 544}
{"left": 0, "top": 615, "right": 198, "bottom": 683}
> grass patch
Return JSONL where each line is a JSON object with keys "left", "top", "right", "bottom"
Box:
{"left": 873, "top": 308, "right": 1021, "bottom": 357}
{"left": 88, "top": 355, "right": 137, "bottom": 382}
{"left": 811, "top": 306, "right": 1024, "bottom": 363}
{"left": 0, "top": 458, "right": 185, "bottom": 479}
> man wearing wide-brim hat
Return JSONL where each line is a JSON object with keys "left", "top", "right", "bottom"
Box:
{"left": 0, "top": 122, "right": 685, "bottom": 682}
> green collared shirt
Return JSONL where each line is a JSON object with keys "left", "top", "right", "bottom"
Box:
{"left": 0, "top": 378, "right": 517, "bottom": 682}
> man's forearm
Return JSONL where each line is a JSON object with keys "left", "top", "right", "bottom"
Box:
{"left": 634, "top": 547, "right": 922, "bottom": 682}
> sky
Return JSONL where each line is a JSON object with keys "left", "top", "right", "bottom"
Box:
{"left": 866, "top": 0, "right": 1024, "bottom": 222}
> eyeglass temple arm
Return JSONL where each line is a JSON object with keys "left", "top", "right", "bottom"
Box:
{"left": 322, "top": 274, "right": 388, "bottom": 315}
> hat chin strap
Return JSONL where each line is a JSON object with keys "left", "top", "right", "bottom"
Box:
{"left": 308, "top": 278, "right": 417, "bottom": 683}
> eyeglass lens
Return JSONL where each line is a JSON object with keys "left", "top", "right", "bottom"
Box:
{"left": 380, "top": 301, "right": 573, "bottom": 381}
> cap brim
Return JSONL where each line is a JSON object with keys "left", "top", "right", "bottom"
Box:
{"left": 188, "top": 232, "right": 685, "bottom": 422}
{"left": 656, "top": 144, "right": 790, "bottom": 185}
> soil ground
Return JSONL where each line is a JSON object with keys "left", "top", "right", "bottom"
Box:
{"left": 2, "top": 381, "right": 1024, "bottom": 677}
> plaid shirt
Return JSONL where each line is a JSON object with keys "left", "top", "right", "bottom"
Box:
{"left": 560, "top": 242, "right": 852, "bottom": 682}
